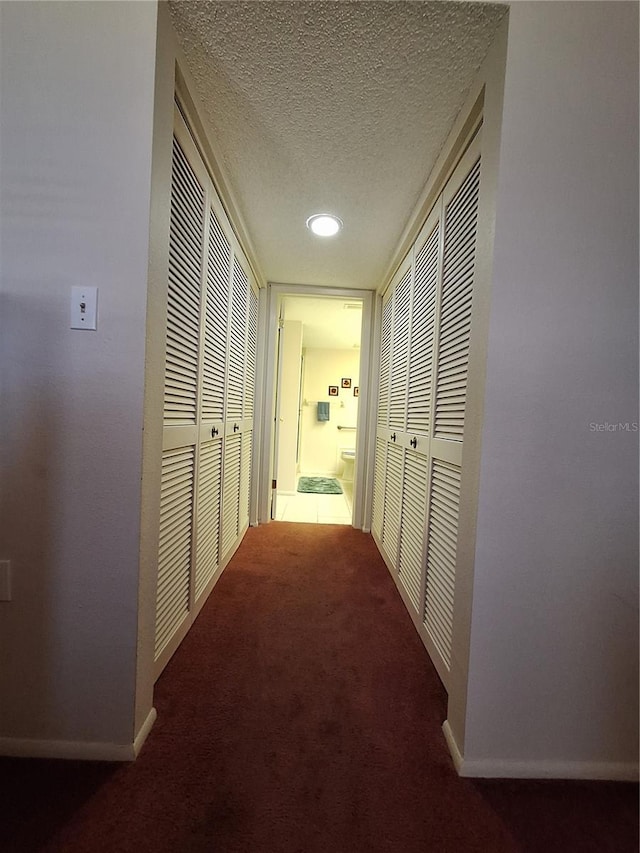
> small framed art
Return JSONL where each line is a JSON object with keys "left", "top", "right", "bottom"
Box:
{"left": 341, "top": 377, "right": 351, "bottom": 389}
{"left": 353, "top": 386, "right": 359, "bottom": 397}
{"left": 328, "top": 385, "right": 339, "bottom": 397}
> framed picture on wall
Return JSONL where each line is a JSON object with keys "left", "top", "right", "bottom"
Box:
{"left": 353, "top": 386, "right": 359, "bottom": 397}
{"left": 341, "top": 377, "right": 352, "bottom": 388}
{"left": 328, "top": 385, "right": 339, "bottom": 397}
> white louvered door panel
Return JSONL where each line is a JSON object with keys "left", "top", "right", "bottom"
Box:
{"left": 239, "top": 429, "right": 252, "bottom": 531}
{"left": 155, "top": 446, "right": 194, "bottom": 661}
{"left": 245, "top": 283, "right": 258, "bottom": 420}
{"left": 389, "top": 266, "right": 412, "bottom": 432}
{"left": 226, "top": 257, "right": 249, "bottom": 422}
{"left": 423, "top": 460, "right": 461, "bottom": 670}
{"left": 377, "top": 292, "right": 393, "bottom": 430}
{"left": 164, "top": 136, "right": 204, "bottom": 425}
{"left": 221, "top": 432, "right": 242, "bottom": 560}
{"left": 381, "top": 443, "right": 403, "bottom": 568}
{"left": 156, "top": 110, "right": 208, "bottom": 673}
{"left": 202, "top": 206, "right": 231, "bottom": 423}
{"left": 194, "top": 438, "right": 222, "bottom": 600}
{"left": 398, "top": 451, "right": 429, "bottom": 613}
{"left": 434, "top": 155, "right": 481, "bottom": 442}
{"left": 371, "top": 436, "right": 387, "bottom": 540}
{"left": 407, "top": 213, "right": 440, "bottom": 437}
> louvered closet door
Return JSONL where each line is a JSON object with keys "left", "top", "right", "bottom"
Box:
{"left": 389, "top": 258, "right": 413, "bottom": 560}
{"left": 378, "top": 259, "right": 411, "bottom": 565}
{"left": 239, "top": 430, "right": 252, "bottom": 531}
{"left": 156, "top": 104, "right": 261, "bottom": 678}
{"left": 371, "top": 437, "right": 386, "bottom": 540}
{"left": 202, "top": 201, "right": 232, "bottom": 427}
{"left": 156, "top": 445, "right": 195, "bottom": 661}
{"left": 377, "top": 290, "right": 393, "bottom": 431}
{"left": 381, "top": 442, "right": 403, "bottom": 568}
{"left": 221, "top": 432, "right": 242, "bottom": 559}
{"left": 239, "top": 281, "right": 258, "bottom": 531}
{"left": 423, "top": 136, "right": 482, "bottom": 679}
{"left": 423, "top": 459, "right": 461, "bottom": 671}
{"left": 245, "top": 283, "right": 258, "bottom": 423}
{"left": 371, "top": 132, "right": 482, "bottom": 691}
{"left": 394, "top": 206, "right": 442, "bottom": 617}
{"left": 434, "top": 152, "right": 481, "bottom": 443}
{"left": 397, "top": 451, "right": 429, "bottom": 611}
{"left": 372, "top": 257, "right": 409, "bottom": 554}
{"left": 388, "top": 266, "right": 412, "bottom": 432}
{"left": 156, "top": 110, "right": 207, "bottom": 669}
{"left": 407, "top": 207, "right": 441, "bottom": 439}
{"left": 192, "top": 195, "right": 232, "bottom": 602}
{"left": 164, "top": 134, "right": 203, "bottom": 426}
{"left": 220, "top": 251, "right": 254, "bottom": 554}
{"left": 194, "top": 437, "right": 222, "bottom": 600}
{"left": 226, "top": 256, "right": 249, "bottom": 424}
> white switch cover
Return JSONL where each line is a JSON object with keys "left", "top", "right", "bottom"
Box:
{"left": 70, "top": 286, "right": 98, "bottom": 330}
{"left": 0, "top": 561, "right": 11, "bottom": 601}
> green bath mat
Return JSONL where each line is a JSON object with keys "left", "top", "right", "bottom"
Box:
{"left": 297, "top": 477, "right": 343, "bottom": 495}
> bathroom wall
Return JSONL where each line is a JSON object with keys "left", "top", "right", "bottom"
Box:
{"left": 299, "top": 348, "right": 360, "bottom": 476}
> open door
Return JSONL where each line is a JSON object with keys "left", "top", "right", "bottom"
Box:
{"left": 259, "top": 285, "right": 374, "bottom": 529}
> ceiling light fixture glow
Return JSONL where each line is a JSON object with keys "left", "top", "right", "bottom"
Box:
{"left": 306, "top": 213, "right": 343, "bottom": 237}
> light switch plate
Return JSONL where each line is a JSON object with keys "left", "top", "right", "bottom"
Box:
{"left": 70, "top": 286, "right": 98, "bottom": 330}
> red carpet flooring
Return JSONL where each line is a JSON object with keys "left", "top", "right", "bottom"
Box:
{"left": 1, "top": 522, "right": 637, "bottom": 852}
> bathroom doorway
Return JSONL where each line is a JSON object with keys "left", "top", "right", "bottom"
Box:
{"left": 271, "top": 292, "right": 366, "bottom": 525}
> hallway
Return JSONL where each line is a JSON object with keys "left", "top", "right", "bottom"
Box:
{"left": 1, "top": 523, "right": 637, "bottom": 852}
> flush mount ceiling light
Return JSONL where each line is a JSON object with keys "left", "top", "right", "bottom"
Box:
{"left": 306, "top": 213, "right": 343, "bottom": 237}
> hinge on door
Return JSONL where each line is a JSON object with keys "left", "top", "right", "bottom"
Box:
{"left": 272, "top": 479, "right": 277, "bottom": 490}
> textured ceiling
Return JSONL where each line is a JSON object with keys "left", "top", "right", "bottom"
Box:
{"left": 168, "top": 1, "right": 507, "bottom": 290}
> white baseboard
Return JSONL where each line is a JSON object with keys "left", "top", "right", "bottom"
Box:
{"left": 0, "top": 706, "right": 157, "bottom": 762}
{"left": 442, "top": 720, "right": 464, "bottom": 773}
{"left": 133, "top": 706, "right": 157, "bottom": 758}
{"left": 442, "top": 720, "right": 639, "bottom": 782}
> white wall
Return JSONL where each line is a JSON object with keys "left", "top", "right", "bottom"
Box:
{"left": 0, "top": 1, "right": 158, "bottom": 754}
{"left": 276, "top": 321, "right": 303, "bottom": 492}
{"left": 453, "top": 1, "right": 639, "bottom": 778}
{"left": 300, "top": 349, "right": 360, "bottom": 476}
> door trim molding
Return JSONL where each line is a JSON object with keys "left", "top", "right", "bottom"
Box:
{"left": 257, "top": 283, "right": 375, "bottom": 529}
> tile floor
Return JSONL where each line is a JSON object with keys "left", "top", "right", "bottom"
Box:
{"left": 275, "top": 476, "right": 353, "bottom": 525}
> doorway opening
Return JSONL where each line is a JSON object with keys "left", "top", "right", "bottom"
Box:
{"left": 273, "top": 293, "right": 363, "bottom": 524}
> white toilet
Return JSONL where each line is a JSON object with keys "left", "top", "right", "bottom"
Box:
{"left": 340, "top": 448, "right": 356, "bottom": 481}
